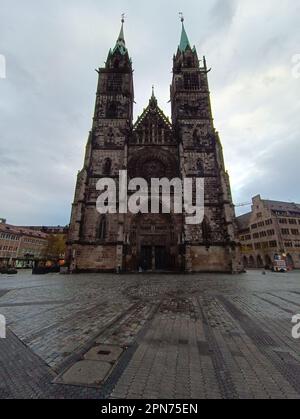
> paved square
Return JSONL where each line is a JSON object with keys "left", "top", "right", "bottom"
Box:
{"left": 0, "top": 270, "right": 300, "bottom": 399}
{"left": 60, "top": 360, "right": 112, "bottom": 386}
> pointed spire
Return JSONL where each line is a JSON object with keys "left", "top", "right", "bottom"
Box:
{"left": 117, "top": 14, "right": 125, "bottom": 45}
{"left": 112, "top": 14, "right": 128, "bottom": 55}
{"left": 149, "top": 85, "right": 157, "bottom": 108}
{"left": 178, "top": 13, "right": 191, "bottom": 53}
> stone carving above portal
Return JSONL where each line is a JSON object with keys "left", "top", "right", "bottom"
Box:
{"left": 128, "top": 148, "right": 178, "bottom": 180}
{"left": 142, "top": 159, "right": 167, "bottom": 180}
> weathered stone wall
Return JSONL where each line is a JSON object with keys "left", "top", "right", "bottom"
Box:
{"left": 188, "top": 246, "right": 233, "bottom": 273}
{"left": 67, "top": 35, "right": 240, "bottom": 273}
{"left": 72, "top": 244, "right": 117, "bottom": 271}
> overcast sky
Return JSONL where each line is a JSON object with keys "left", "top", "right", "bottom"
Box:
{"left": 0, "top": 0, "right": 300, "bottom": 225}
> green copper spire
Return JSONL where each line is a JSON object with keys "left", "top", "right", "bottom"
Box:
{"left": 112, "top": 14, "right": 128, "bottom": 55}
{"left": 179, "top": 14, "right": 191, "bottom": 52}
{"left": 179, "top": 23, "right": 191, "bottom": 52}
{"left": 117, "top": 14, "right": 125, "bottom": 45}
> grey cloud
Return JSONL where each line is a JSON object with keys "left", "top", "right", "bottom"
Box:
{"left": 210, "top": 0, "right": 238, "bottom": 26}
{"left": 0, "top": 0, "right": 299, "bottom": 225}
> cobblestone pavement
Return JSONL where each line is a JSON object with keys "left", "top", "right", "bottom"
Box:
{"left": 1, "top": 270, "right": 300, "bottom": 399}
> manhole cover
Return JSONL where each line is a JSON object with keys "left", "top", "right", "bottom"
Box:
{"left": 60, "top": 360, "right": 111, "bottom": 386}
{"left": 84, "top": 345, "right": 123, "bottom": 363}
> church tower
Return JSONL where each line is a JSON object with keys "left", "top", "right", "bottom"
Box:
{"left": 67, "top": 17, "right": 240, "bottom": 273}
{"left": 67, "top": 18, "right": 134, "bottom": 271}
{"left": 171, "top": 17, "right": 239, "bottom": 272}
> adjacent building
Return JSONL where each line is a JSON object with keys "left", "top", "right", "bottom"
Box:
{"left": 237, "top": 195, "right": 300, "bottom": 269}
{"left": 0, "top": 220, "right": 48, "bottom": 268}
{"left": 67, "top": 19, "right": 240, "bottom": 273}
{"left": 22, "top": 226, "right": 69, "bottom": 235}
{"left": 18, "top": 225, "right": 68, "bottom": 262}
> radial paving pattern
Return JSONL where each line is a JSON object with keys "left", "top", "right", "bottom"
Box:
{"left": 0, "top": 270, "right": 300, "bottom": 399}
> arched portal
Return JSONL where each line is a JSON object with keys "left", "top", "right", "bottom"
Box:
{"left": 243, "top": 256, "right": 248, "bottom": 268}
{"left": 249, "top": 255, "right": 255, "bottom": 268}
{"left": 128, "top": 212, "right": 180, "bottom": 272}
{"left": 257, "top": 255, "right": 264, "bottom": 268}
{"left": 286, "top": 254, "right": 294, "bottom": 269}
{"left": 265, "top": 255, "right": 272, "bottom": 269}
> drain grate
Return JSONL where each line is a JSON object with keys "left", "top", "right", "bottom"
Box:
{"left": 84, "top": 345, "right": 123, "bottom": 363}
{"left": 98, "top": 350, "right": 111, "bottom": 356}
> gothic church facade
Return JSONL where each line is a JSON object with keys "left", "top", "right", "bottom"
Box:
{"left": 67, "top": 20, "right": 240, "bottom": 273}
